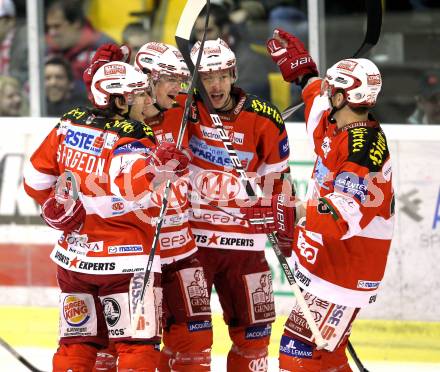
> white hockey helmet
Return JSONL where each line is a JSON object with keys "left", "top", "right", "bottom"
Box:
{"left": 324, "top": 58, "right": 382, "bottom": 107}
{"left": 135, "top": 42, "right": 190, "bottom": 82}
{"left": 191, "top": 38, "right": 237, "bottom": 80}
{"left": 91, "top": 61, "right": 150, "bottom": 108}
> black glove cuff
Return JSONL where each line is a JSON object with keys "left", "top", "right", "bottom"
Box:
{"left": 300, "top": 72, "right": 319, "bottom": 89}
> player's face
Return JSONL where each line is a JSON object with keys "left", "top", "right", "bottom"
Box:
{"left": 200, "top": 69, "right": 234, "bottom": 110}
{"left": 129, "top": 91, "right": 154, "bottom": 121}
{"left": 155, "top": 74, "right": 189, "bottom": 109}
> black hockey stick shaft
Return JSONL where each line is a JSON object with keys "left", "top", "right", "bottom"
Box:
{"left": 132, "top": 0, "right": 210, "bottom": 330}
{"left": 178, "top": 34, "right": 327, "bottom": 350}
{"left": 0, "top": 337, "right": 46, "bottom": 372}
{"left": 348, "top": 339, "right": 369, "bottom": 372}
{"left": 281, "top": 0, "right": 382, "bottom": 120}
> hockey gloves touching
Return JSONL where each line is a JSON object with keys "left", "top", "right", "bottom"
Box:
{"left": 149, "top": 142, "right": 193, "bottom": 184}
{"left": 266, "top": 28, "right": 318, "bottom": 86}
{"left": 240, "top": 194, "right": 296, "bottom": 257}
{"left": 83, "top": 43, "right": 132, "bottom": 102}
{"left": 41, "top": 175, "right": 85, "bottom": 232}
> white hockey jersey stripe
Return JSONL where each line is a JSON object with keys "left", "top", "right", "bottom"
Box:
{"left": 305, "top": 94, "right": 329, "bottom": 150}
{"left": 290, "top": 252, "right": 379, "bottom": 308}
{"left": 191, "top": 228, "right": 266, "bottom": 251}
{"left": 256, "top": 158, "right": 289, "bottom": 177}
{"left": 23, "top": 163, "right": 58, "bottom": 190}
{"left": 50, "top": 244, "right": 161, "bottom": 275}
{"left": 189, "top": 208, "right": 246, "bottom": 226}
{"left": 81, "top": 195, "right": 154, "bottom": 221}
{"left": 358, "top": 215, "right": 394, "bottom": 240}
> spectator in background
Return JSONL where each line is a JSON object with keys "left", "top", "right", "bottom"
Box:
{"left": 194, "top": 3, "right": 275, "bottom": 101}
{"left": 408, "top": 71, "right": 440, "bottom": 124}
{"left": 122, "top": 22, "right": 151, "bottom": 64}
{"left": 0, "top": 0, "right": 28, "bottom": 87}
{"left": 45, "top": 0, "right": 115, "bottom": 94}
{"left": 0, "top": 75, "right": 25, "bottom": 116}
{"left": 44, "top": 56, "right": 88, "bottom": 116}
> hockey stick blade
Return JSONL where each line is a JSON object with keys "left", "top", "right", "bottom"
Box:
{"left": 352, "top": 0, "right": 382, "bottom": 58}
{"left": 0, "top": 337, "right": 46, "bottom": 372}
{"left": 131, "top": 0, "right": 209, "bottom": 334}
{"left": 280, "top": 0, "right": 382, "bottom": 121}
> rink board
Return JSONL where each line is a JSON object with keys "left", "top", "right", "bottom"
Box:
{"left": 1, "top": 305, "right": 440, "bottom": 364}
{"left": 1, "top": 119, "right": 440, "bottom": 322}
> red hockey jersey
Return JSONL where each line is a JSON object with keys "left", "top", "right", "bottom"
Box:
{"left": 23, "top": 106, "right": 161, "bottom": 275}
{"left": 188, "top": 87, "right": 291, "bottom": 251}
{"left": 291, "top": 80, "right": 395, "bottom": 308}
{"left": 144, "top": 94, "right": 197, "bottom": 264}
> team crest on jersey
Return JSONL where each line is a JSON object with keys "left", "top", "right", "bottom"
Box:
{"left": 321, "top": 136, "right": 331, "bottom": 158}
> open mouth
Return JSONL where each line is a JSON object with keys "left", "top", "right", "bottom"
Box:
{"left": 167, "top": 94, "right": 177, "bottom": 100}
{"left": 210, "top": 92, "right": 224, "bottom": 104}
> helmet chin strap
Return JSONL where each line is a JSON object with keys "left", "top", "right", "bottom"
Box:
{"left": 328, "top": 96, "right": 348, "bottom": 123}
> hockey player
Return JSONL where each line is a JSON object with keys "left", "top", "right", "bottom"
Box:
{"left": 242, "top": 29, "right": 395, "bottom": 371}
{"left": 135, "top": 42, "right": 213, "bottom": 371}
{"left": 23, "top": 59, "right": 190, "bottom": 371}
{"left": 187, "top": 38, "right": 293, "bottom": 372}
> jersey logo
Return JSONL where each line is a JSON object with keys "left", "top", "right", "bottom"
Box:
{"left": 63, "top": 127, "right": 105, "bottom": 156}
{"left": 247, "top": 97, "right": 285, "bottom": 134}
{"left": 348, "top": 128, "right": 389, "bottom": 172}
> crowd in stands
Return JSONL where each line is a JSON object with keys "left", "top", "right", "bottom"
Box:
{"left": 0, "top": 0, "right": 439, "bottom": 124}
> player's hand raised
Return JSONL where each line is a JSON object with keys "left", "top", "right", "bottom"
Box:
{"left": 267, "top": 28, "right": 318, "bottom": 85}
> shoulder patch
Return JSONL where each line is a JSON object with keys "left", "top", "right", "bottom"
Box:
{"left": 62, "top": 106, "right": 92, "bottom": 123}
{"left": 347, "top": 127, "right": 389, "bottom": 172}
{"left": 104, "top": 119, "right": 156, "bottom": 143}
{"left": 245, "top": 96, "right": 285, "bottom": 134}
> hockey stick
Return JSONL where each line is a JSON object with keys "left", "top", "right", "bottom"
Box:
{"left": 348, "top": 339, "right": 369, "bottom": 372}
{"left": 131, "top": 0, "right": 209, "bottom": 333}
{"left": 281, "top": 0, "right": 382, "bottom": 120}
{"left": 177, "top": 33, "right": 327, "bottom": 352}
{"left": 0, "top": 337, "right": 46, "bottom": 372}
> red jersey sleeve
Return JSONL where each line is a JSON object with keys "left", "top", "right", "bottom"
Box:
{"left": 23, "top": 126, "right": 61, "bottom": 205}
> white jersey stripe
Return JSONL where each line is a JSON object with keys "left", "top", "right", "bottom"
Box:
{"left": 290, "top": 251, "right": 379, "bottom": 308}
{"left": 23, "top": 163, "right": 57, "bottom": 190}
